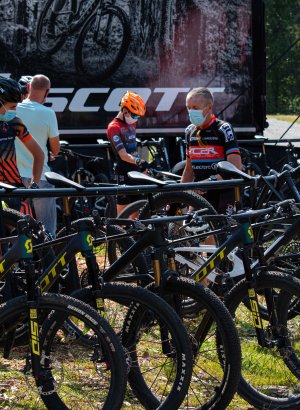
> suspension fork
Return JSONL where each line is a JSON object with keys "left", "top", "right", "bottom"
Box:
{"left": 84, "top": 250, "right": 106, "bottom": 316}
{"left": 255, "top": 245, "right": 282, "bottom": 336}
{"left": 151, "top": 229, "right": 177, "bottom": 356}
{"left": 16, "top": 218, "right": 42, "bottom": 378}
{"left": 166, "top": 247, "right": 215, "bottom": 351}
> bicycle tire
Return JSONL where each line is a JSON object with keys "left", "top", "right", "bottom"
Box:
{"left": 75, "top": 6, "right": 131, "bottom": 80}
{"left": 139, "top": 190, "right": 217, "bottom": 219}
{"left": 171, "top": 160, "right": 186, "bottom": 176}
{"left": 0, "top": 206, "right": 24, "bottom": 229}
{"left": 49, "top": 282, "right": 193, "bottom": 409}
{"left": 139, "top": 190, "right": 227, "bottom": 246}
{"left": 224, "top": 270, "right": 300, "bottom": 409}
{"left": 144, "top": 275, "right": 241, "bottom": 409}
{"left": 117, "top": 199, "right": 147, "bottom": 219}
{"left": 36, "top": 0, "right": 76, "bottom": 53}
{"left": 0, "top": 292, "right": 127, "bottom": 409}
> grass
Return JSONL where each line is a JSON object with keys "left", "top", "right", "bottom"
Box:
{"left": 267, "top": 114, "right": 300, "bottom": 124}
{"left": 1, "top": 251, "right": 299, "bottom": 409}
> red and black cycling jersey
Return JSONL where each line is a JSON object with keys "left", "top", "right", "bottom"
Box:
{"left": 185, "top": 115, "right": 240, "bottom": 181}
{"left": 107, "top": 117, "right": 139, "bottom": 176}
{"left": 0, "top": 117, "right": 31, "bottom": 185}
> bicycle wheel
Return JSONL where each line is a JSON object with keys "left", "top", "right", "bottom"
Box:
{"left": 0, "top": 293, "right": 127, "bottom": 409}
{"left": 224, "top": 270, "right": 300, "bottom": 409}
{"left": 36, "top": 0, "right": 76, "bottom": 53}
{"left": 48, "top": 282, "right": 194, "bottom": 409}
{"left": 117, "top": 199, "right": 147, "bottom": 219}
{"left": 145, "top": 275, "right": 241, "bottom": 409}
{"left": 171, "top": 160, "right": 186, "bottom": 176}
{"left": 75, "top": 6, "right": 130, "bottom": 79}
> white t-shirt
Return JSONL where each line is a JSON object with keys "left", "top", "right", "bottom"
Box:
{"left": 16, "top": 100, "right": 59, "bottom": 179}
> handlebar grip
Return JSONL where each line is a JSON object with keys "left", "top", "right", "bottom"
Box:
{"left": 291, "top": 165, "right": 300, "bottom": 180}
{"left": 268, "top": 168, "right": 279, "bottom": 176}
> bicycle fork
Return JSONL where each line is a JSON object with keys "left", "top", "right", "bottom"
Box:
{"left": 18, "top": 217, "right": 43, "bottom": 380}
{"left": 241, "top": 221, "right": 279, "bottom": 348}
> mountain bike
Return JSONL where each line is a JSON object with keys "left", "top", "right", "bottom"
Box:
{"left": 67, "top": 213, "right": 242, "bottom": 409}
{"left": 0, "top": 214, "right": 128, "bottom": 409}
{"left": 36, "top": 0, "right": 131, "bottom": 79}
{"left": 164, "top": 197, "right": 300, "bottom": 409}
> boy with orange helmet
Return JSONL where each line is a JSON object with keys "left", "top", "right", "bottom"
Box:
{"left": 107, "top": 91, "right": 148, "bottom": 215}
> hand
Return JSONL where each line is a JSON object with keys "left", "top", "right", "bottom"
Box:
{"left": 195, "top": 189, "right": 207, "bottom": 196}
{"left": 49, "top": 152, "right": 56, "bottom": 161}
{"left": 138, "top": 160, "right": 149, "bottom": 172}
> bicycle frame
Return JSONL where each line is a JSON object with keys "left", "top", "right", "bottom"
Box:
{"left": 53, "top": 0, "right": 105, "bottom": 35}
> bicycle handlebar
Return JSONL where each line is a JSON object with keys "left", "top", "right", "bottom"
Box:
{"left": 59, "top": 147, "right": 103, "bottom": 161}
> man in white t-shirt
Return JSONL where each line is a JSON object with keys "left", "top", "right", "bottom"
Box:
{"left": 16, "top": 74, "right": 60, "bottom": 236}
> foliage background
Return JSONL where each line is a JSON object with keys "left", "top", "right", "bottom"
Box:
{"left": 265, "top": 0, "right": 300, "bottom": 114}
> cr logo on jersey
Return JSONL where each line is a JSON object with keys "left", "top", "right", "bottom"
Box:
{"left": 190, "top": 147, "right": 219, "bottom": 157}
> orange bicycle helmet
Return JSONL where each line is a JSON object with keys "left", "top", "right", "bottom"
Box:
{"left": 120, "top": 91, "right": 146, "bottom": 116}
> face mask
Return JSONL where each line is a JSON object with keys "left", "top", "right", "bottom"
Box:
{"left": 125, "top": 116, "right": 138, "bottom": 125}
{"left": 0, "top": 103, "right": 16, "bottom": 122}
{"left": 188, "top": 109, "right": 206, "bottom": 126}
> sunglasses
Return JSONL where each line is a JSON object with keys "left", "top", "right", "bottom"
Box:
{"left": 129, "top": 111, "right": 140, "bottom": 120}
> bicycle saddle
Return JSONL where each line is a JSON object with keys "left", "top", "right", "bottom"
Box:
{"left": 217, "top": 161, "right": 253, "bottom": 181}
{"left": 44, "top": 171, "right": 85, "bottom": 190}
{"left": 127, "top": 171, "right": 170, "bottom": 186}
{"left": 0, "top": 181, "right": 17, "bottom": 192}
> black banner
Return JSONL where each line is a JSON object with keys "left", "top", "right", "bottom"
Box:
{"left": 0, "top": 0, "right": 264, "bottom": 139}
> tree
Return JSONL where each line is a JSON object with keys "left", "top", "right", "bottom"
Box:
{"left": 265, "top": 0, "right": 300, "bottom": 114}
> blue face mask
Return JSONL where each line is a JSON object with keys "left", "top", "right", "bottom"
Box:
{"left": 188, "top": 109, "right": 206, "bottom": 126}
{"left": 0, "top": 103, "right": 16, "bottom": 122}
{"left": 0, "top": 111, "right": 16, "bottom": 122}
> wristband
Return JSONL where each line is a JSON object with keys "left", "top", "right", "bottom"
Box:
{"left": 29, "top": 181, "right": 39, "bottom": 189}
{"left": 135, "top": 157, "right": 141, "bottom": 166}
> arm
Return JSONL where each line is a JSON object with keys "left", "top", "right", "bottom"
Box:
{"left": 49, "top": 136, "right": 60, "bottom": 155}
{"left": 181, "top": 156, "right": 194, "bottom": 183}
{"left": 48, "top": 111, "right": 60, "bottom": 156}
{"left": 227, "top": 152, "right": 242, "bottom": 170}
{"left": 22, "top": 137, "right": 45, "bottom": 184}
{"left": 118, "top": 147, "right": 139, "bottom": 164}
{"left": 221, "top": 121, "right": 242, "bottom": 172}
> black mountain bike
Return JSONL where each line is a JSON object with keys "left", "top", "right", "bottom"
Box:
{"left": 36, "top": 0, "right": 131, "bottom": 79}
{"left": 0, "top": 214, "right": 128, "bottom": 409}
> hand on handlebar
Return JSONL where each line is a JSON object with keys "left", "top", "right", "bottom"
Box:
{"left": 138, "top": 160, "right": 150, "bottom": 172}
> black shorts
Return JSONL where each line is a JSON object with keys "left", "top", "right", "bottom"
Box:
{"left": 116, "top": 173, "right": 144, "bottom": 206}
{"left": 203, "top": 189, "right": 235, "bottom": 214}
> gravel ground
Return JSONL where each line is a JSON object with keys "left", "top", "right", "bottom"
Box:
{"left": 263, "top": 118, "right": 300, "bottom": 146}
